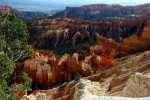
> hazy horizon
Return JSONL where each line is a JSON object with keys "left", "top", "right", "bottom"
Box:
{"left": 0, "top": 0, "right": 150, "bottom": 12}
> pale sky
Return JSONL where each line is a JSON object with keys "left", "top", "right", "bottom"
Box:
{"left": 1, "top": 0, "right": 150, "bottom": 6}
{"left": 0, "top": 0, "right": 150, "bottom": 11}
{"left": 44, "top": 0, "right": 150, "bottom": 5}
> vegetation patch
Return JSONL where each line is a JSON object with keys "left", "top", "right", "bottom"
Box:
{"left": 0, "top": 14, "right": 33, "bottom": 99}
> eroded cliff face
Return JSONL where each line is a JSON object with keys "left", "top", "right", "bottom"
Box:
{"left": 18, "top": 27, "right": 150, "bottom": 100}
{"left": 23, "top": 48, "right": 113, "bottom": 90}
{"left": 91, "top": 27, "right": 150, "bottom": 59}
{"left": 28, "top": 16, "right": 149, "bottom": 49}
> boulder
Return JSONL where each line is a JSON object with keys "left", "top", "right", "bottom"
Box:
{"left": 123, "top": 73, "right": 150, "bottom": 97}
{"left": 74, "top": 79, "right": 106, "bottom": 100}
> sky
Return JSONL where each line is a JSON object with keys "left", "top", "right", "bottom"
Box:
{"left": 1, "top": 0, "right": 149, "bottom": 5}
{"left": 49, "top": 0, "right": 150, "bottom": 5}
{"left": 0, "top": 0, "right": 150, "bottom": 12}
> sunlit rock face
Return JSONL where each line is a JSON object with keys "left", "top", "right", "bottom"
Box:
{"left": 21, "top": 92, "right": 47, "bottom": 100}
{"left": 123, "top": 73, "right": 150, "bottom": 97}
{"left": 24, "top": 50, "right": 106, "bottom": 90}
{"left": 141, "top": 27, "right": 150, "bottom": 38}
{"left": 73, "top": 78, "right": 150, "bottom": 100}
{"left": 91, "top": 26, "right": 150, "bottom": 59}
{"left": 74, "top": 79, "right": 106, "bottom": 100}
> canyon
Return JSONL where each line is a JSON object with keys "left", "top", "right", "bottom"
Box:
{"left": 1, "top": 4, "right": 150, "bottom": 100}
{"left": 10, "top": 26, "right": 150, "bottom": 99}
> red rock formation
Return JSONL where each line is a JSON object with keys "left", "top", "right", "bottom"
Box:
{"left": 91, "top": 27, "right": 150, "bottom": 58}
{"left": 23, "top": 51, "right": 92, "bottom": 89}
{"left": 22, "top": 27, "right": 150, "bottom": 92}
{"left": 23, "top": 48, "right": 115, "bottom": 92}
{"left": 141, "top": 27, "right": 150, "bottom": 38}
{"left": 28, "top": 15, "right": 149, "bottom": 48}
{"left": 29, "top": 49, "right": 150, "bottom": 99}
{"left": 11, "top": 26, "right": 150, "bottom": 100}
{"left": 22, "top": 42, "right": 117, "bottom": 91}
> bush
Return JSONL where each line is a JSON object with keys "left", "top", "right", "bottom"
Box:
{"left": 73, "top": 73, "right": 82, "bottom": 80}
{"left": 67, "top": 75, "right": 72, "bottom": 82}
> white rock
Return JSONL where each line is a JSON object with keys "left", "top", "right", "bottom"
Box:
{"left": 36, "top": 92, "right": 47, "bottom": 100}
{"left": 21, "top": 92, "right": 47, "bottom": 100}
{"left": 74, "top": 79, "right": 106, "bottom": 100}
{"left": 74, "top": 77, "right": 150, "bottom": 100}
{"left": 123, "top": 73, "right": 150, "bottom": 97}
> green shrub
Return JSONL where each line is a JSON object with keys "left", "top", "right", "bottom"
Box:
{"left": 73, "top": 73, "right": 82, "bottom": 80}
{"left": 67, "top": 75, "right": 72, "bottom": 82}
{"left": 99, "top": 78, "right": 105, "bottom": 83}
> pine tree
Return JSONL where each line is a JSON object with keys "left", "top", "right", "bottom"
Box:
{"left": 0, "top": 14, "right": 33, "bottom": 99}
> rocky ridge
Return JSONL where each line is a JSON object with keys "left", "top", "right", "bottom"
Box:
{"left": 0, "top": 5, "right": 17, "bottom": 15}
{"left": 50, "top": 3, "right": 150, "bottom": 21}
{"left": 0, "top": 5, "right": 48, "bottom": 23}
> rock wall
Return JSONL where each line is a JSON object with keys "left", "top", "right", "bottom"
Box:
{"left": 123, "top": 73, "right": 150, "bottom": 97}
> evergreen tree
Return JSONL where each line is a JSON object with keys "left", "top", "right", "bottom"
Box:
{"left": 0, "top": 13, "right": 33, "bottom": 62}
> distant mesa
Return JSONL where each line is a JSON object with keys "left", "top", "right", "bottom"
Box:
{"left": 50, "top": 3, "right": 150, "bottom": 21}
